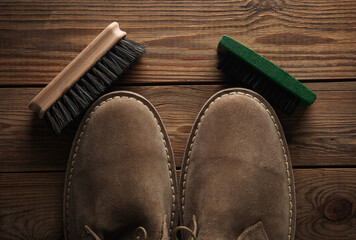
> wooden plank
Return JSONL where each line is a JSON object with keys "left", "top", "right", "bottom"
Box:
{"left": 0, "top": 172, "right": 64, "bottom": 240}
{"left": 281, "top": 82, "right": 356, "bottom": 168}
{"left": 0, "top": 0, "right": 355, "bottom": 86}
{"left": 294, "top": 169, "right": 356, "bottom": 240}
{"left": 1, "top": 169, "right": 356, "bottom": 239}
{"left": 0, "top": 82, "right": 355, "bottom": 172}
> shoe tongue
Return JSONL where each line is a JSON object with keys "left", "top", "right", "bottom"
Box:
{"left": 236, "top": 221, "right": 269, "bottom": 240}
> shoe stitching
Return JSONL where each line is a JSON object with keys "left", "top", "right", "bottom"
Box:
{"left": 181, "top": 91, "right": 293, "bottom": 240}
{"left": 65, "top": 96, "right": 176, "bottom": 239}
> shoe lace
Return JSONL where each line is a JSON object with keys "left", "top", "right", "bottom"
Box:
{"left": 172, "top": 215, "right": 197, "bottom": 240}
{"left": 135, "top": 226, "right": 148, "bottom": 240}
{"left": 82, "top": 225, "right": 149, "bottom": 240}
{"left": 83, "top": 215, "right": 169, "bottom": 240}
{"left": 172, "top": 226, "right": 197, "bottom": 240}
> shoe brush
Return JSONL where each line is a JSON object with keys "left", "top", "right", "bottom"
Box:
{"left": 29, "top": 22, "right": 145, "bottom": 134}
{"left": 218, "top": 35, "right": 316, "bottom": 114}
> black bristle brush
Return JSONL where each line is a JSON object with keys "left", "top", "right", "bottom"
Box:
{"left": 217, "top": 35, "right": 316, "bottom": 114}
{"left": 29, "top": 22, "right": 145, "bottom": 135}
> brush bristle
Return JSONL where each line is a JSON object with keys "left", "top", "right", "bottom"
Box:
{"left": 44, "top": 37, "right": 145, "bottom": 135}
{"left": 218, "top": 47, "right": 300, "bottom": 115}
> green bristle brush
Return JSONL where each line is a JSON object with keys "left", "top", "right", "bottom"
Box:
{"left": 217, "top": 35, "right": 316, "bottom": 114}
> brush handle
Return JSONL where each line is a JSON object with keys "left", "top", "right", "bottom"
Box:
{"left": 29, "top": 22, "right": 126, "bottom": 118}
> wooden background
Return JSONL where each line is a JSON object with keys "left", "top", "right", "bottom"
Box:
{"left": 0, "top": 0, "right": 355, "bottom": 239}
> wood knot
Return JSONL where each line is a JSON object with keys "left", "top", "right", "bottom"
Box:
{"left": 245, "top": 0, "right": 283, "bottom": 12}
{"left": 324, "top": 198, "right": 352, "bottom": 221}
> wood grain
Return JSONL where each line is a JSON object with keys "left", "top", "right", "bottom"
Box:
{"left": 1, "top": 169, "right": 355, "bottom": 240}
{"left": 0, "top": 82, "right": 355, "bottom": 172}
{"left": 294, "top": 169, "right": 356, "bottom": 240}
{"left": 0, "top": 1, "right": 355, "bottom": 240}
{"left": 0, "top": 172, "right": 64, "bottom": 240}
{"left": 0, "top": 0, "right": 355, "bottom": 85}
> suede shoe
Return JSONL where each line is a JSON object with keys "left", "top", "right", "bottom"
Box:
{"left": 64, "top": 91, "right": 178, "bottom": 240}
{"left": 178, "top": 88, "right": 296, "bottom": 240}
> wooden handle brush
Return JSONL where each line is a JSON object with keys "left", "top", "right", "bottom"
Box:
{"left": 29, "top": 22, "right": 145, "bottom": 135}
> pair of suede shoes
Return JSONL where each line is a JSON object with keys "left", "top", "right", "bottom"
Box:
{"left": 63, "top": 88, "right": 296, "bottom": 240}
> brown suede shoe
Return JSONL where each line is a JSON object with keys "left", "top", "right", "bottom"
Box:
{"left": 178, "top": 88, "right": 296, "bottom": 240}
{"left": 63, "top": 91, "right": 178, "bottom": 240}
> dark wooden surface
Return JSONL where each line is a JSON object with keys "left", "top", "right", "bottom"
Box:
{"left": 1, "top": 169, "right": 356, "bottom": 240}
{"left": 0, "top": 0, "right": 356, "bottom": 239}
